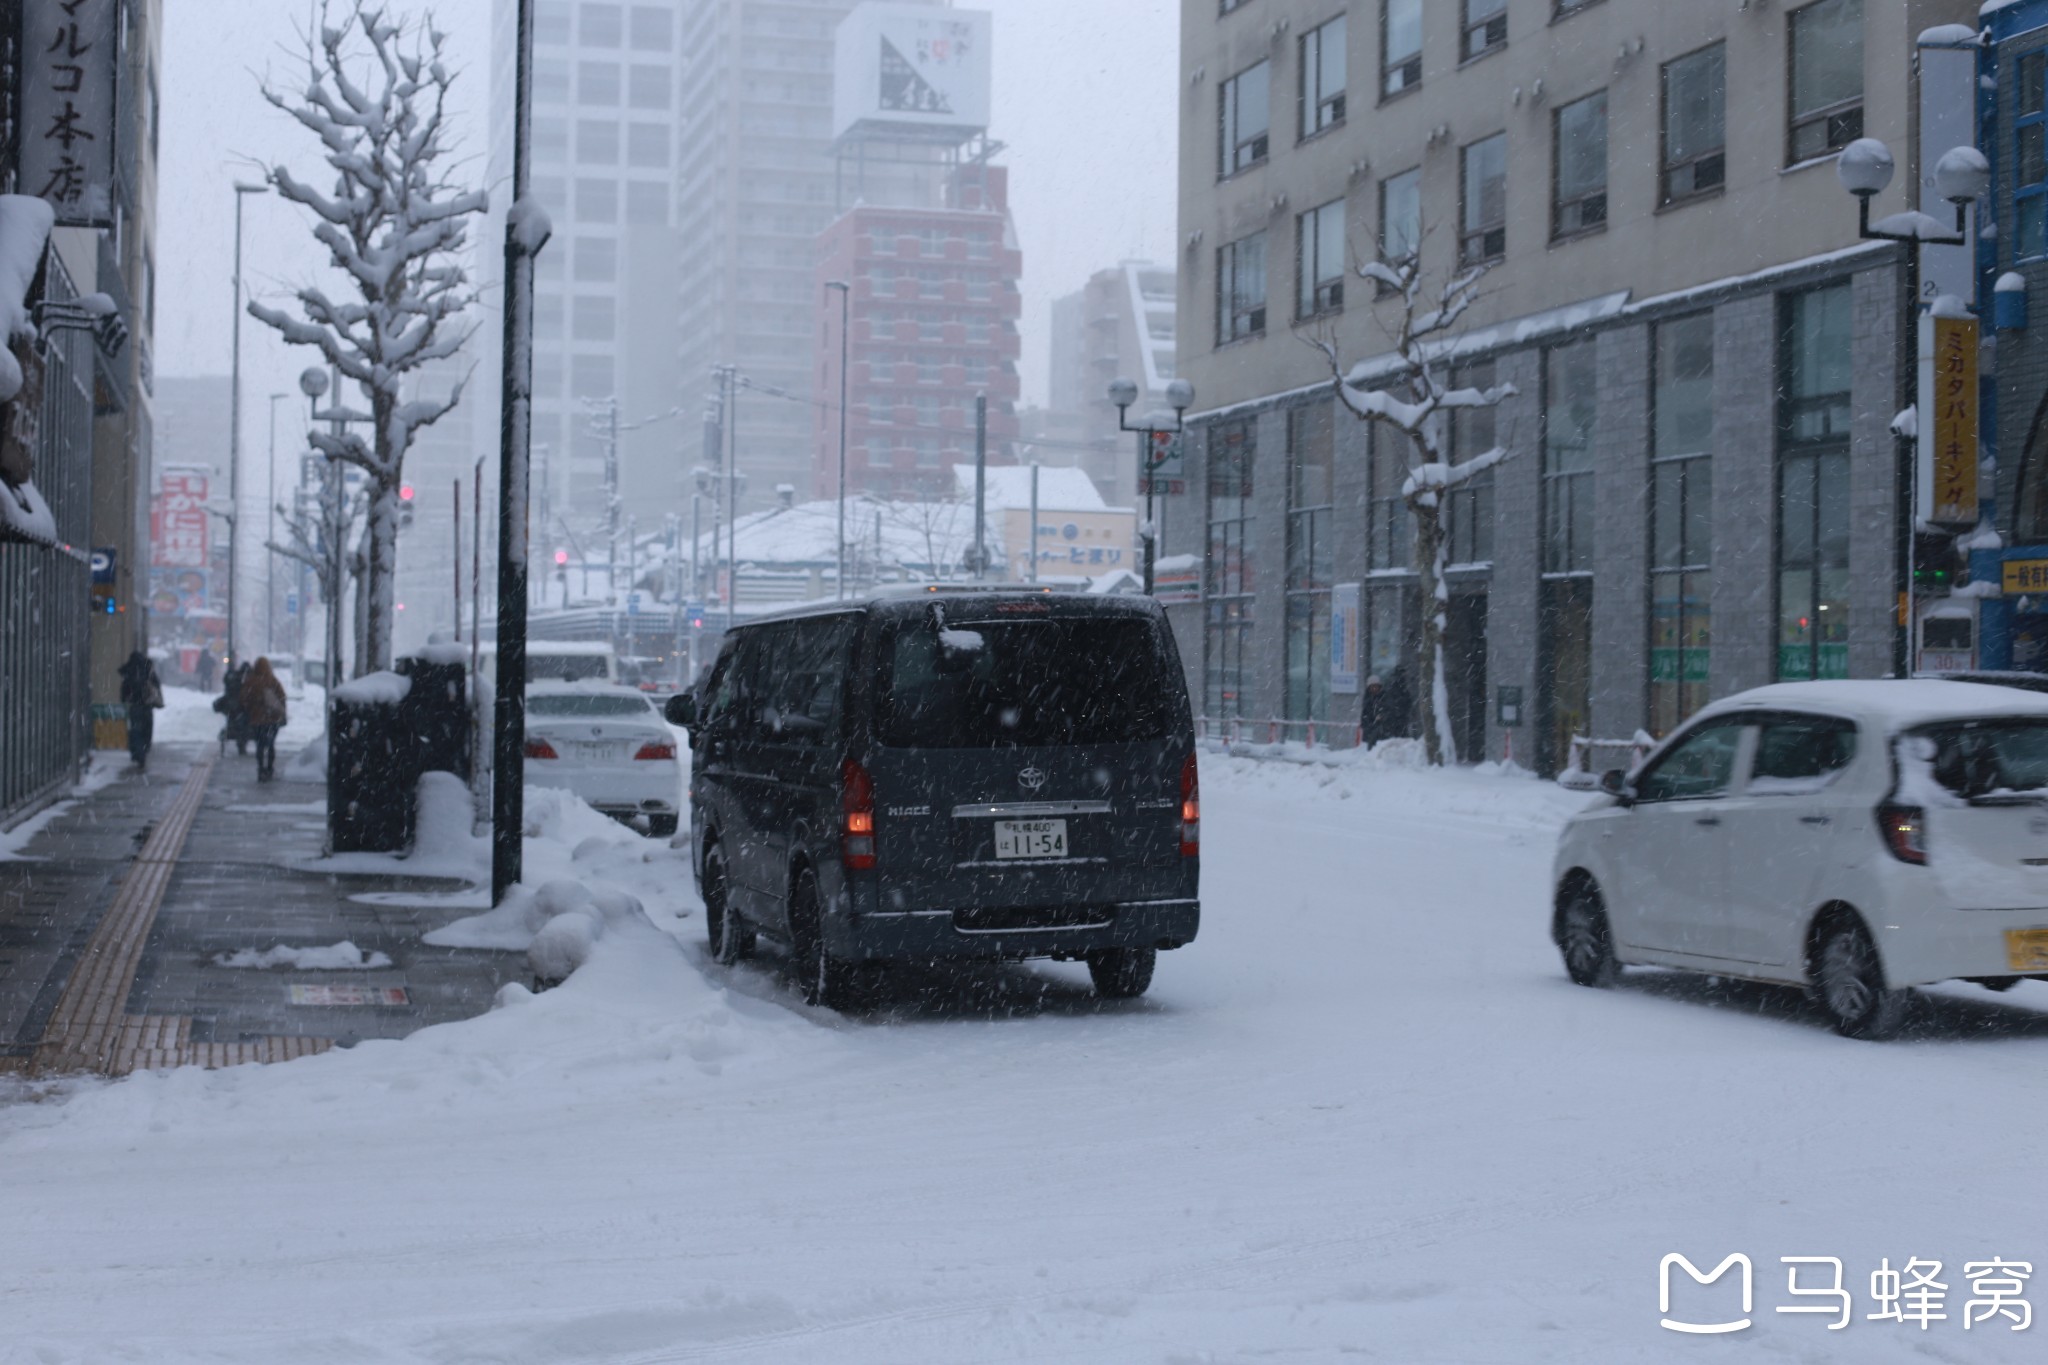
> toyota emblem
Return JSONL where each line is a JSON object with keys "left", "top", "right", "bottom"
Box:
{"left": 1018, "top": 766, "right": 1047, "bottom": 792}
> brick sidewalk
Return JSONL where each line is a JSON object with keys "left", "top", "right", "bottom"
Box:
{"left": 0, "top": 738, "right": 524, "bottom": 1078}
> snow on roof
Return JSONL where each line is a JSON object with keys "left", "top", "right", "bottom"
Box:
{"left": 1699, "top": 679, "right": 2048, "bottom": 730}
{"left": 697, "top": 494, "right": 1006, "bottom": 570}
{"left": 952, "top": 463, "right": 1108, "bottom": 512}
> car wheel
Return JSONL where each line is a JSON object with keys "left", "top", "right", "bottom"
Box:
{"left": 791, "top": 868, "right": 875, "bottom": 1011}
{"left": 1557, "top": 881, "right": 1621, "bottom": 988}
{"left": 1812, "top": 915, "right": 1908, "bottom": 1040}
{"left": 1087, "top": 947, "right": 1156, "bottom": 999}
{"left": 703, "top": 843, "right": 753, "bottom": 965}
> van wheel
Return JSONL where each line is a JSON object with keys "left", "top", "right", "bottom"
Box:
{"left": 1087, "top": 947, "right": 1155, "bottom": 999}
{"left": 1557, "top": 881, "right": 1620, "bottom": 988}
{"left": 703, "top": 843, "right": 753, "bottom": 965}
{"left": 1812, "top": 916, "right": 1908, "bottom": 1040}
{"left": 791, "top": 868, "right": 875, "bottom": 1011}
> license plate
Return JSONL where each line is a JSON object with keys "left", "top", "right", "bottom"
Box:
{"left": 2005, "top": 928, "right": 2048, "bottom": 972}
{"left": 993, "top": 818, "right": 1067, "bottom": 860}
{"left": 573, "top": 741, "right": 617, "bottom": 759}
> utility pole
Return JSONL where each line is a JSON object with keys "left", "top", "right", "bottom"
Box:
{"left": 602, "top": 397, "right": 620, "bottom": 605}
{"left": 712, "top": 365, "right": 739, "bottom": 630}
{"left": 471, "top": 457, "right": 483, "bottom": 682}
{"left": 453, "top": 477, "right": 463, "bottom": 642}
{"left": 825, "top": 280, "right": 850, "bottom": 598}
{"left": 266, "top": 393, "right": 286, "bottom": 653}
{"left": 971, "top": 392, "right": 988, "bottom": 580}
{"left": 1028, "top": 461, "right": 1039, "bottom": 583}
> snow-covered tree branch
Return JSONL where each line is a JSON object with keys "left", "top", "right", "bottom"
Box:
{"left": 247, "top": 1, "right": 486, "bottom": 675}
{"left": 1308, "top": 250, "right": 1517, "bottom": 766}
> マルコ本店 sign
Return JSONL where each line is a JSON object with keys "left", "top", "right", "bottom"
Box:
{"left": 20, "top": 0, "right": 119, "bottom": 229}
{"left": 1918, "top": 310, "right": 1980, "bottom": 530}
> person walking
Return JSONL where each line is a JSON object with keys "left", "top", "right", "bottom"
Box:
{"left": 240, "top": 657, "right": 289, "bottom": 782}
{"left": 194, "top": 646, "right": 217, "bottom": 693}
{"left": 118, "top": 649, "right": 164, "bottom": 772}
{"left": 1361, "top": 675, "right": 1394, "bottom": 746}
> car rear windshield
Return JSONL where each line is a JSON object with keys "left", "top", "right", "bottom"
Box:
{"left": 530, "top": 654, "right": 611, "bottom": 682}
{"left": 527, "top": 694, "right": 651, "bottom": 718}
{"left": 1909, "top": 718, "right": 2048, "bottom": 800}
{"left": 877, "top": 615, "right": 1179, "bottom": 748}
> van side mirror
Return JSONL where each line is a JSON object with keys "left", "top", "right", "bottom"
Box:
{"left": 1599, "top": 768, "right": 1633, "bottom": 804}
{"left": 665, "top": 692, "right": 698, "bottom": 729}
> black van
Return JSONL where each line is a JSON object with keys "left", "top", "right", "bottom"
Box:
{"left": 667, "top": 587, "right": 1201, "bottom": 1010}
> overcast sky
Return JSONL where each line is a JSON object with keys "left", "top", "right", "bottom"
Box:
{"left": 157, "top": 0, "right": 1180, "bottom": 476}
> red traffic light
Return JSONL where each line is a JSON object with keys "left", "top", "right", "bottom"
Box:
{"left": 399, "top": 485, "right": 415, "bottom": 501}
{"left": 554, "top": 549, "right": 569, "bottom": 566}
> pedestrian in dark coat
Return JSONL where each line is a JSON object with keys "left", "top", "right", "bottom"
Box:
{"left": 195, "top": 647, "right": 217, "bottom": 692}
{"left": 117, "top": 650, "right": 163, "bottom": 771}
{"left": 1361, "top": 675, "right": 1394, "bottom": 745}
{"left": 240, "top": 657, "right": 289, "bottom": 781}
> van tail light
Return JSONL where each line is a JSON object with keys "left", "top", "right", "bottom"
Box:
{"left": 842, "top": 758, "right": 877, "bottom": 870}
{"left": 1877, "top": 802, "right": 1928, "bottom": 865}
{"left": 633, "top": 740, "right": 677, "bottom": 761}
{"left": 1179, "top": 752, "right": 1200, "bottom": 858}
{"left": 524, "top": 737, "right": 559, "bottom": 760}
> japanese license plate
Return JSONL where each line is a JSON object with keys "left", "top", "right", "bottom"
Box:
{"left": 2005, "top": 928, "right": 2048, "bottom": 972}
{"left": 993, "top": 819, "right": 1067, "bottom": 860}
{"left": 574, "top": 741, "right": 617, "bottom": 759}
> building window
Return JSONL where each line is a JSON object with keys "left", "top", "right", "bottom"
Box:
{"left": 2019, "top": 52, "right": 2048, "bottom": 261}
{"left": 1460, "top": 133, "right": 1507, "bottom": 266}
{"left": 1462, "top": 0, "right": 1506, "bottom": 61}
{"left": 628, "top": 64, "right": 671, "bottom": 110}
{"left": 570, "top": 353, "right": 614, "bottom": 399}
{"left": 1217, "top": 231, "right": 1267, "bottom": 344}
{"left": 1205, "top": 420, "right": 1257, "bottom": 721}
{"left": 1378, "top": 166, "right": 1420, "bottom": 270}
{"left": 574, "top": 178, "right": 617, "bottom": 223}
{"left": 1661, "top": 43, "right": 1726, "bottom": 205}
{"left": 624, "top": 181, "right": 668, "bottom": 225}
{"left": 1297, "top": 199, "right": 1346, "bottom": 319}
{"left": 1368, "top": 423, "right": 1412, "bottom": 571}
{"left": 628, "top": 5, "right": 671, "bottom": 50}
{"left": 1542, "top": 338, "right": 1597, "bottom": 575}
{"left": 535, "top": 117, "right": 568, "bottom": 160}
{"left": 575, "top": 119, "right": 618, "bottom": 164}
{"left": 1789, "top": 0, "right": 1863, "bottom": 164}
{"left": 573, "top": 236, "right": 616, "bottom": 282}
{"left": 625, "top": 122, "right": 669, "bottom": 168}
{"left": 537, "top": 1, "right": 571, "bottom": 45}
{"left": 1649, "top": 313, "right": 1714, "bottom": 733}
{"left": 1552, "top": 91, "right": 1608, "bottom": 240}
{"left": 572, "top": 294, "right": 615, "bottom": 341}
{"left": 579, "top": 2, "right": 622, "bottom": 46}
{"left": 1777, "top": 284, "right": 1853, "bottom": 681}
{"left": 577, "top": 61, "right": 620, "bottom": 105}
{"left": 1382, "top": 0, "right": 1422, "bottom": 99}
{"left": 1219, "top": 61, "right": 1271, "bottom": 175}
{"left": 1299, "top": 14, "right": 1347, "bottom": 139}
{"left": 1287, "top": 402, "right": 1337, "bottom": 724}
{"left": 1448, "top": 359, "right": 1496, "bottom": 566}
{"left": 535, "top": 58, "right": 570, "bottom": 103}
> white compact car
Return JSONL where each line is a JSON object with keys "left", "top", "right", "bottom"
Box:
{"left": 1552, "top": 679, "right": 2048, "bottom": 1038}
{"left": 523, "top": 682, "right": 683, "bottom": 836}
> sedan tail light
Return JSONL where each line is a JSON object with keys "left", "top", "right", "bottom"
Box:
{"left": 633, "top": 740, "right": 677, "bottom": 761}
{"left": 841, "top": 758, "right": 877, "bottom": 870}
{"left": 524, "top": 737, "right": 559, "bottom": 760}
{"left": 1179, "top": 752, "right": 1200, "bottom": 858}
{"left": 1877, "top": 802, "right": 1928, "bottom": 865}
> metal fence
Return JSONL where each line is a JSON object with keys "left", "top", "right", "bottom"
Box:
{"left": 1, "top": 256, "right": 95, "bottom": 826}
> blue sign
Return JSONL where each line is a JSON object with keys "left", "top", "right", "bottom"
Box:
{"left": 90, "top": 547, "right": 116, "bottom": 584}
{"left": 285, "top": 593, "right": 300, "bottom": 616}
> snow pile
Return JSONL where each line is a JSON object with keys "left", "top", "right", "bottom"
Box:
{"left": 0, "top": 756, "right": 125, "bottom": 862}
{"left": 330, "top": 670, "right": 411, "bottom": 706}
{"left": 0, "top": 476, "right": 57, "bottom": 545}
{"left": 212, "top": 942, "right": 394, "bottom": 971}
{"left": 305, "top": 771, "right": 486, "bottom": 880}
{"left": 0, "top": 194, "right": 54, "bottom": 405}
{"left": 282, "top": 730, "right": 328, "bottom": 784}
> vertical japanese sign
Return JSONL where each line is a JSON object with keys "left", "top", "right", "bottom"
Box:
{"left": 151, "top": 467, "right": 209, "bottom": 568}
{"left": 1330, "top": 582, "right": 1361, "bottom": 695}
{"left": 21, "top": 0, "right": 119, "bottom": 229}
{"left": 1918, "top": 312, "right": 1980, "bottom": 529}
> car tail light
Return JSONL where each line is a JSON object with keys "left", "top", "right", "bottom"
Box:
{"left": 633, "top": 740, "right": 677, "bottom": 761}
{"left": 842, "top": 758, "right": 877, "bottom": 870}
{"left": 1877, "top": 802, "right": 1928, "bottom": 865}
{"left": 1179, "top": 752, "right": 1200, "bottom": 858}
{"left": 524, "top": 737, "right": 559, "bottom": 760}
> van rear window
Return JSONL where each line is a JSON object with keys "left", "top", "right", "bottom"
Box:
{"left": 878, "top": 616, "right": 1178, "bottom": 748}
{"left": 1910, "top": 718, "right": 2048, "bottom": 800}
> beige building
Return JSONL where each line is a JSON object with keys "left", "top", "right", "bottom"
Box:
{"left": 1170, "top": 0, "right": 1973, "bottom": 770}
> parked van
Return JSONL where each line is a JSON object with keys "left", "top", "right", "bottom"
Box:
{"left": 668, "top": 587, "right": 1201, "bottom": 1009}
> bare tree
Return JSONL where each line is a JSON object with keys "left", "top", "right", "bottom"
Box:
{"left": 872, "top": 492, "right": 973, "bottom": 581}
{"left": 1309, "top": 252, "right": 1515, "bottom": 766}
{"left": 248, "top": 2, "right": 487, "bottom": 675}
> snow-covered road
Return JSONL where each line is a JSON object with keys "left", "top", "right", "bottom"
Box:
{"left": 4, "top": 750, "right": 2047, "bottom": 1362}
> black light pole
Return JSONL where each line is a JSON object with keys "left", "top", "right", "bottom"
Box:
{"left": 493, "top": 0, "right": 550, "bottom": 906}
{"left": 826, "top": 280, "right": 850, "bottom": 598}
{"left": 1110, "top": 376, "right": 1197, "bottom": 595}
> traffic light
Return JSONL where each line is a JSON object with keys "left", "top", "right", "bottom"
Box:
{"left": 398, "top": 484, "right": 416, "bottom": 530}
{"left": 554, "top": 549, "right": 569, "bottom": 567}
{"left": 1913, "top": 531, "right": 1963, "bottom": 592}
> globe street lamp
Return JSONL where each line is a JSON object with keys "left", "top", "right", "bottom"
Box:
{"left": 1110, "top": 376, "right": 1196, "bottom": 596}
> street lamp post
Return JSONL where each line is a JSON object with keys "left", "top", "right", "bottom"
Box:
{"left": 228, "top": 181, "right": 267, "bottom": 666}
{"left": 266, "top": 392, "right": 287, "bottom": 654}
{"left": 825, "top": 280, "right": 851, "bottom": 599}
{"left": 1109, "top": 376, "right": 1197, "bottom": 596}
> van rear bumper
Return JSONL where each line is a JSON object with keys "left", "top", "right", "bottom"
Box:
{"left": 830, "top": 898, "right": 1200, "bottom": 961}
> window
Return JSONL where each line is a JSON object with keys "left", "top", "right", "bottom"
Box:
{"left": 628, "top": 5, "right": 671, "bottom": 50}
{"left": 573, "top": 236, "right": 616, "bottom": 282}
{"left": 535, "top": 58, "right": 570, "bottom": 102}
{"left": 1552, "top": 92, "right": 1608, "bottom": 240}
{"left": 572, "top": 295, "right": 615, "bottom": 341}
{"left": 1543, "top": 338, "right": 1597, "bottom": 574}
{"left": 1635, "top": 718, "right": 1745, "bottom": 803}
{"left": 570, "top": 354, "right": 613, "bottom": 398}
{"left": 1650, "top": 314, "right": 1714, "bottom": 734}
{"left": 1299, "top": 15, "right": 1347, "bottom": 139}
{"left": 1661, "top": 44, "right": 1726, "bottom": 204}
{"left": 575, "top": 119, "right": 618, "bottom": 164}
{"left": 1788, "top": 0, "right": 1863, "bottom": 163}
{"left": 1462, "top": 0, "right": 1506, "bottom": 61}
{"left": 575, "top": 178, "right": 617, "bottom": 223}
{"left": 2018, "top": 51, "right": 2047, "bottom": 260}
{"left": 1460, "top": 133, "right": 1506, "bottom": 266}
{"left": 534, "top": 117, "right": 568, "bottom": 160}
{"left": 626, "top": 122, "right": 668, "bottom": 167}
{"left": 537, "top": 1, "right": 572, "bottom": 45}
{"left": 1216, "top": 231, "right": 1267, "bottom": 343}
{"left": 1448, "top": 360, "right": 1496, "bottom": 566}
{"left": 1378, "top": 167, "right": 1421, "bottom": 269}
{"left": 1751, "top": 714, "right": 1858, "bottom": 790}
{"left": 625, "top": 181, "right": 668, "bottom": 225}
{"left": 762, "top": 618, "right": 857, "bottom": 746}
{"left": 628, "top": 64, "right": 671, "bottom": 110}
{"left": 1368, "top": 423, "right": 1411, "bottom": 571}
{"left": 577, "top": 61, "right": 620, "bottom": 105}
{"left": 1382, "top": 0, "right": 1422, "bottom": 98}
{"left": 1206, "top": 420, "right": 1257, "bottom": 720}
{"left": 1219, "top": 61, "right": 1271, "bottom": 175}
{"left": 579, "top": 3, "right": 621, "bottom": 46}
{"left": 1777, "top": 284, "right": 1852, "bottom": 682}
{"left": 1297, "top": 199, "right": 1346, "bottom": 319}
{"left": 1286, "top": 402, "right": 1337, "bottom": 724}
